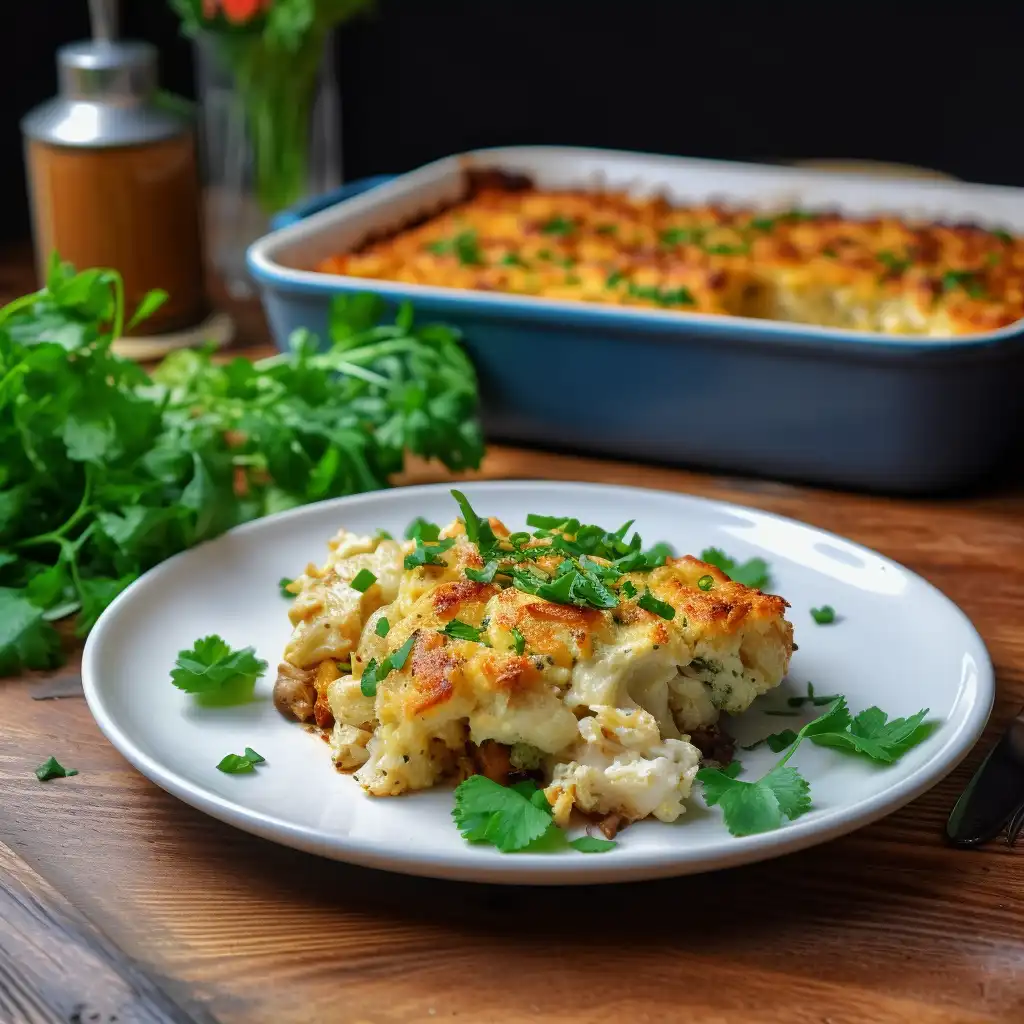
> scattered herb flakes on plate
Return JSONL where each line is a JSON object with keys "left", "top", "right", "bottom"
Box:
{"left": 35, "top": 755, "right": 78, "bottom": 781}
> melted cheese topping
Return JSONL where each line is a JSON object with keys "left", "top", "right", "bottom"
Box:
{"left": 280, "top": 518, "right": 794, "bottom": 827}
{"left": 316, "top": 178, "right": 1024, "bottom": 337}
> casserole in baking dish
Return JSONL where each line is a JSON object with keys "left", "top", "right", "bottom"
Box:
{"left": 246, "top": 146, "right": 1024, "bottom": 493}
{"left": 317, "top": 171, "right": 1024, "bottom": 337}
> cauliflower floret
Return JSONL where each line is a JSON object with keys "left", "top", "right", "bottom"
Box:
{"left": 544, "top": 706, "right": 701, "bottom": 826}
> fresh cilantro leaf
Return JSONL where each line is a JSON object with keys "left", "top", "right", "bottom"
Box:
{"left": 700, "top": 547, "right": 771, "bottom": 590}
{"left": 637, "top": 588, "right": 675, "bottom": 620}
{"left": 361, "top": 633, "right": 418, "bottom": 697}
{"left": 279, "top": 577, "right": 295, "bottom": 598}
{"left": 698, "top": 764, "right": 811, "bottom": 836}
{"left": 35, "top": 755, "right": 78, "bottom": 781}
{"left": 942, "top": 269, "right": 986, "bottom": 299}
{"left": 606, "top": 270, "right": 625, "bottom": 288}
{"left": 877, "top": 250, "right": 911, "bottom": 275}
{"left": 451, "top": 775, "right": 556, "bottom": 852}
{"left": 500, "top": 252, "right": 527, "bottom": 267}
{"left": 350, "top": 568, "right": 377, "bottom": 593}
{"left": 810, "top": 705, "right": 931, "bottom": 763}
{"left": 359, "top": 658, "right": 381, "bottom": 697}
{"left": 722, "top": 760, "right": 744, "bottom": 778}
{"left": 405, "top": 517, "right": 441, "bottom": 541}
{"left": 375, "top": 616, "right": 391, "bottom": 637}
{"left": 0, "top": 589, "right": 63, "bottom": 675}
{"left": 509, "top": 626, "right": 526, "bottom": 655}
{"left": 660, "top": 227, "right": 703, "bottom": 246}
{"left": 620, "top": 579, "right": 638, "bottom": 599}
{"left": 642, "top": 541, "right": 674, "bottom": 567}
{"left": 525, "top": 513, "right": 574, "bottom": 530}
{"left": 170, "top": 635, "right": 267, "bottom": 704}
{"left": 569, "top": 836, "right": 617, "bottom": 853}
{"left": 751, "top": 216, "right": 776, "bottom": 232}
{"left": 811, "top": 605, "right": 836, "bottom": 625}
{"left": 217, "top": 753, "right": 260, "bottom": 774}
{"left": 243, "top": 747, "right": 265, "bottom": 763}
{"left": 443, "top": 619, "right": 483, "bottom": 643}
{"left": 465, "top": 559, "right": 499, "bottom": 583}
{"left": 787, "top": 682, "right": 841, "bottom": 708}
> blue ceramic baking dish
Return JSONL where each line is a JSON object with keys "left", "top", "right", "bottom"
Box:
{"left": 247, "top": 146, "right": 1024, "bottom": 494}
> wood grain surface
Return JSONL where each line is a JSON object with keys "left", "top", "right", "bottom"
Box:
{"left": 2, "top": 255, "right": 1023, "bottom": 1023}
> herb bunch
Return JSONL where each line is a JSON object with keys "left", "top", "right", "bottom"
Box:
{"left": 0, "top": 262, "right": 482, "bottom": 675}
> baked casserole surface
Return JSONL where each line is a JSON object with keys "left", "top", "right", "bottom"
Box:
{"left": 317, "top": 174, "right": 1024, "bottom": 336}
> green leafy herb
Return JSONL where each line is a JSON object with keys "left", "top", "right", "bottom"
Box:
{"left": 540, "top": 215, "right": 575, "bottom": 236}
{"left": 405, "top": 536, "right": 457, "bottom": 570}
{"left": 750, "top": 217, "right": 776, "bottom": 232}
{"left": 428, "top": 230, "right": 484, "bottom": 266}
{"left": 452, "top": 776, "right": 615, "bottom": 853}
{"left": 699, "top": 548, "right": 771, "bottom": 590}
{"left": 569, "top": 836, "right": 617, "bottom": 853}
{"left": 452, "top": 489, "right": 498, "bottom": 551}
{"left": 465, "top": 559, "right": 499, "bottom": 584}
{"left": 375, "top": 616, "right": 390, "bottom": 637}
{"left": 350, "top": 568, "right": 377, "bottom": 593}
{"left": 700, "top": 696, "right": 932, "bottom": 836}
{"left": 0, "top": 267, "right": 482, "bottom": 676}
{"left": 443, "top": 619, "right": 484, "bottom": 643}
{"left": 994, "top": 229, "right": 1014, "bottom": 245}
{"left": 660, "top": 227, "right": 703, "bottom": 246}
{"left": 405, "top": 518, "right": 442, "bottom": 542}
{"left": 216, "top": 749, "right": 265, "bottom": 774}
{"left": 595, "top": 223, "right": 618, "bottom": 235}
{"left": 697, "top": 574, "right": 714, "bottom": 591}
{"left": 628, "top": 282, "right": 696, "bottom": 306}
{"left": 877, "top": 250, "right": 911, "bottom": 275}
{"left": 638, "top": 588, "right": 675, "bottom": 619}
{"left": 606, "top": 270, "right": 625, "bottom": 288}
{"left": 810, "top": 605, "right": 836, "bottom": 625}
{"left": 35, "top": 755, "right": 78, "bottom": 781}
{"left": 704, "top": 242, "right": 750, "bottom": 256}
{"left": 360, "top": 633, "right": 418, "bottom": 697}
{"left": 784, "top": 209, "right": 816, "bottom": 222}
{"left": 278, "top": 577, "right": 295, "bottom": 598}
{"left": 501, "top": 252, "right": 527, "bottom": 267}
{"left": 170, "top": 635, "right": 267, "bottom": 704}
{"left": 509, "top": 625, "right": 526, "bottom": 655}
{"left": 942, "top": 269, "right": 986, "bottom": 299}
{"left": 742, "top": 728, "right": 798, "bottom": 753}
{"left": 620, "top": 579, "right": 638, "bottom": 599}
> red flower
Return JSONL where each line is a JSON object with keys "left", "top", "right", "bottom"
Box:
{"left": 202, "top": 0, "right": 273, "bottom": 24}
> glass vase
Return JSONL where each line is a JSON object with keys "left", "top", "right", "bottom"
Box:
{"left": 192, "top": 33, "right": 342, "bottom": 298}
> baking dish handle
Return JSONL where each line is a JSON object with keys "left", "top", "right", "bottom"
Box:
{"left": 269, "top": 174, "right": 396, "bottom": 231}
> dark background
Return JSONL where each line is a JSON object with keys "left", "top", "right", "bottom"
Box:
{"left": 4, "top": 1, "right": 1024, "bottom": 244}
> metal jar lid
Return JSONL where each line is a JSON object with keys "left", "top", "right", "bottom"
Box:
{"left": 21, "top": 39, "right": 192, "bottom": 148}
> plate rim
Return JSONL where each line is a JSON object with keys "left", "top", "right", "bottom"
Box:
{"left": 82, "top": 480, "right": 995, "bottom": 885}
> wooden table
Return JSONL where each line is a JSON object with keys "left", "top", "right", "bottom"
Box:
{"left": 3, "top": 283, "right": 1023, "bottom": 1024}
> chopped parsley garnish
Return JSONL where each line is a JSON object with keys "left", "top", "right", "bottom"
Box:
{"left": 170, "top": 635, "right": 267, "bottom": 704}
{"left": 540, "top": 215, "right": 575, "bottom": 236}
{"left": 698, "top": 696, "right": 931, "bottom": 836}
{"left": 405, "top": 536, "right": 456, "bottom": 569}
{"left": 697, "top": 574, "right": 714, "bottom": 591}
{"left": 942, "top": 269, "right": 986, "bottom": 299}
{"left": 994, "top": 229, "right": 1014, "bottom": 244}
{"left": 350, "top": 568, "right": 377, "bottom": 593}
{"left": 877, "top": 250, "right": 911, "bottom": 275}
{"left": 595, "top": 223, "right": 618, "bottom": 235}
{"left": 405, "top": 517, "right": 441, "bottom": 541}
{"left": 810, "top": 605, "right": 836, "bottom": 625}
{"left": 501, "top": 252, "right": 528, "bottom": 267}
{"left": 360, "top": 633, "right": 418, "bottom": 697}
{"left": 620, "top": 579, "right": 638, "bottom": 599}
{"left": 509, "top": 626, "right": 526, "bottom": 655}
{"left": 217, "top": 747, "right": 266, "bottom": 774}
{"left": 36, "top": 756, "right": 77, "bottom": 781}
{"left": 750, "top": 217, "right": 776, "bottom": 232}
{"left": 742, "top": 729, "right": 799, "bottom": 753}
{"left": 375, "top": 617, "right": 391, "bottom": 637}
{"left": 660, "top": 227, "right": 703, "bottom": 246}
{"left": 443, "top": 619, "right": 485, "bottom": 643}
{"left": 787, "top": 682, "right": 841, "bottom": 708}
{"left": 784, "top": 209, "right": 816, "bottom": 222}
{"left": 638, "top": 588, "right": 675, "bottom": 619}
{"left": 428, "top": 230, "right": 483, "bottom": 266}
{"left": 278, "top": 577, "right": 295, "bottom": 598}
{"left": 704, "top": 242, "right": 750, "bottom": 256}
{"left": 700, "top": 547, "right": 771, "bottom": 590}
{"left": 628, "top": 282, "right": 695, "bottom": 306}
{"left": 452, "top": 775, "right": 616, "bottom": 853}
{"left": 606, "top": 270, "right": 625, "bottom": 288}
{"left": 465, "top": 559, "right": 499, "bottom": 583}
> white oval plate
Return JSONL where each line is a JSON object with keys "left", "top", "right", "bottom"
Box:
{"left": 83, "top": 482, "right": 993, "bottom": 885}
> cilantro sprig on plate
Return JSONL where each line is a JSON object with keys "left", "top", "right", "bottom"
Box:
{"left": 699, "top": 696, "right": 932, "bottom": 836}
{"left": 170, "top": 635, "right": 267, "bottom": 705}
{"left": 0, "top": 262, "right": 483, "bottom": 676}
{"left": 699, "top": 547, "right": 771, "bottom": 590}
{"left": 452, "top": 775, "right": 615, "bottom": 854}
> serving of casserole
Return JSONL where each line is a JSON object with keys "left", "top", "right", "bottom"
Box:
{"left": 274, "top": 491, "right": 793, "bottom": 836}
{"left": 317, "top": 171, "right": 1024, "bottom": 337}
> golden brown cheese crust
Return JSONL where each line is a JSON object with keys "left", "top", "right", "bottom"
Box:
{"left": 316, "top": 182, "right": 1024, "bottom": 336}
